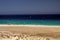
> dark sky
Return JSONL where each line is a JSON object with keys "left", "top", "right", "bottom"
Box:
{"left": 0, "top": 0, "right": 60, "bottom": 14}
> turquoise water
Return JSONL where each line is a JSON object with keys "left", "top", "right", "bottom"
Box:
{"left": 0, "top": 19, "right": 60, "bottom": 25}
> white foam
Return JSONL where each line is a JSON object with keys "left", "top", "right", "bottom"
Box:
{"left": 0, "top": 24, "right": 60, "bottom": 27}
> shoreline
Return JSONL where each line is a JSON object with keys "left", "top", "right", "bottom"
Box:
{"left": 0, "top": 24, "right": 60, "bottom": 27}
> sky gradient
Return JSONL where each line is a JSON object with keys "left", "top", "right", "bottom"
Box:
{"left": 0, "top": 0, "right": 60, "bottom": 14}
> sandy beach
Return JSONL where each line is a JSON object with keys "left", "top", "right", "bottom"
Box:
{"left": 0, "top": 24, "right": 60, "bottom": 40}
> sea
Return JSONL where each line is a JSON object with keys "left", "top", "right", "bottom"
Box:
{"left": 0, "top": 19, "right": 60, "bottom": 25}
{"left": 0, "top": 14, "right": 60, "bottom": 25}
